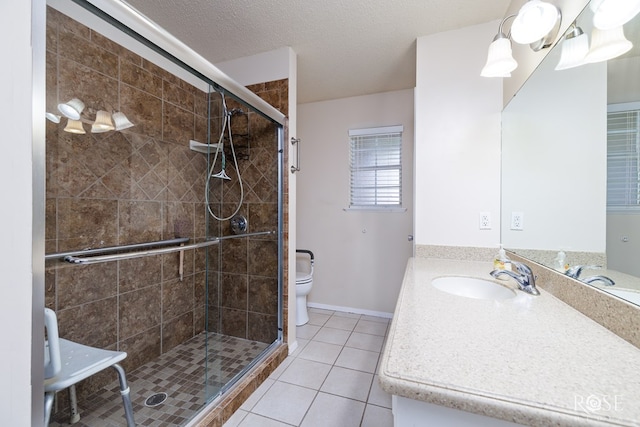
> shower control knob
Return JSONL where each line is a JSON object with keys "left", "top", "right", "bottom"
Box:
{"left": 230, "top": 215, "right": 248, "bottom": 235}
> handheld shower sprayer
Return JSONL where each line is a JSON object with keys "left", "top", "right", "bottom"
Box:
{"left": 205, "top": 91, "right": 245, "bottom": 221}
{"left": 212, "top": 151, "right": 231, "bottom": 180}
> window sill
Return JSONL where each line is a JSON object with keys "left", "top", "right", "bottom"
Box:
{"left": 343, "top": 206, "right": 407, "bottom": 213}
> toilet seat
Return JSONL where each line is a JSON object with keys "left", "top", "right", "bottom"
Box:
{"left": 296, "top": 271, "right": 312, "bottom": 284}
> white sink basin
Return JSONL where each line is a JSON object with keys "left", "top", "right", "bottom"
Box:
{"left": 432, "top": 277, "right": 516, "bottom": 300}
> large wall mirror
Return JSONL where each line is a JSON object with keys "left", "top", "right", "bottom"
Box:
{"left": 502, "top": 3, "right": 640, "bottom": 306}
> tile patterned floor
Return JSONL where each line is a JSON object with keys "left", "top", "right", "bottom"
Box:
{"left": 49, "top": 332, "right": 269, "bottom": 427}
{"left": 223, "top": 308, "right": 393, "bottom": 427}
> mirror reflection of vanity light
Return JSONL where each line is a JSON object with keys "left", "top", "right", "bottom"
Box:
{"left": 590, "top": 0, "right": 640, "bottom": 30}
{"left": 585, "top": 26, "right": 633, "bottom": 63}
{"left": 555, "top": 24, "right": 589, "bottom": 70}
{"left": 57, "top": 98, "right": 85, "bottom": 120}
{"left": 45, "top": 112, "right": 61, "bottom": 123}
{"left": 50, "top": 98, "right": 135, "bottom": 134}
{"left": 91, "top": 110, "right": 115, "bottom": 133}
{"left": 63, "top": 119, "right": 86, "bottom": 134}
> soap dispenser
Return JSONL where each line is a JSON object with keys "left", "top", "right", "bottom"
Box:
{"left": 553, "top": 251, "right": 569, "bottom": 273}
{"left": 493, "top": 245, "right": 511, "bottom": 279}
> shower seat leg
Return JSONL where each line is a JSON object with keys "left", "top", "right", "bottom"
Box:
{"left": 68, "top": 385, "right": 80, "bottom": 424}
{"left": 112, "top": 363, "right": 136, "bottom": 427}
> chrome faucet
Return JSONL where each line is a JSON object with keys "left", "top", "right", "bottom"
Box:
{"left": 565, "top": 265, "right": 601, "bottom": 279}
{"left": 490, "top": 261, "right": 540, "bottom": 296}
{"left": 583, "top": 275, "right": 615, "bottom": 286}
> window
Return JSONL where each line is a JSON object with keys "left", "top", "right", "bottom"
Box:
{"left": 348, "top": 125, "right": 403, "bottom": 209}
{"left": 607, "top": 108, "right": 640, "bottom": 210}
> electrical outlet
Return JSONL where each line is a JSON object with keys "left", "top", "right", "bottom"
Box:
{"left": 479, "top": 212, "right": 491, "bottom": 230}
{"left": 511, "top": 211, "right": 524, "bottom": 230}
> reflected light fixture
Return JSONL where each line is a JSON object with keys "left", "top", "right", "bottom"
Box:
{"left": 555, "top": 24, "right": 589, "bottom": 70}
{"left": 45, "top": 112, "right": 61, "bottom": 123}
{"left": 64, "top": 119, "right": 86, "bottom": 134}
{"left": 585, "top": 26, "right": 633, "bottom": 63}
{"left": 53, "top": 97, "right": 134, "bottom": 133}
{"left": 591, "top": 0, "right": 640, "bottom": 30}
{"left": 481, "top": 15, "right": 518, "bottom": 77}
{"left": 57, "top": 98, "right": 85, "bottom": 120}
{"left": 511, "top": 0, "right": 562, "bottom": 45}
{"left": 112, "top": 112, "right": 135, "bottom": 131}
{"left": 91, "top": 110, "right": 115, "bottom": 133}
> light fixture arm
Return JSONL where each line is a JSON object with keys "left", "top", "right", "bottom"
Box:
{"left": 494, "top": 14, "right": 518, "bottom": 41}
{"left": 566, "top": 23, "right": 583, "bottom": 40}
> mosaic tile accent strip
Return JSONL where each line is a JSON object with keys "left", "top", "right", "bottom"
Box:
{"left": 49, "top": 332, "right": 269, "bottom": 427}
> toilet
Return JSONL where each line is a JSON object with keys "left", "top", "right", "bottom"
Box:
{"left": 295, "top": 250, "right": 314, "bottom": 326}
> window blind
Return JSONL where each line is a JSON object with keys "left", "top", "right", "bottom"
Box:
{"left": 349, "top": 126, "right": 402, "bottom": 208}
{"left": 607, "top": 110, "right": 640, "bottom": 210}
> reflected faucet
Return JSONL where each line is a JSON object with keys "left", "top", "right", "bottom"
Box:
{"left": 583, "top": 275, "right": 616, "bottom": 286}
{"left": 490, "top": 262, "right": 540, "bottom": 296}
{"left": 565, "top": 265, "right": 601, "bottom": 279}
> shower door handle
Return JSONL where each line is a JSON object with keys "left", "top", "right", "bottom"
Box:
{"left": 290, "top": 137, "right": 300, "bottom": 173}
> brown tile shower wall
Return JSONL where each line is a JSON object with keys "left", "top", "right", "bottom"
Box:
{"left": 45, "top": 7, "right": 211, "bottom": 385}
{"left": 44, "top": 6, "right": 287, "bottom": 404}
{"left": 207, "top": 80, "right": 289, "bottom": 344}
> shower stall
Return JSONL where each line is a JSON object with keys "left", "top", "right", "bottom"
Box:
{"left": 43, "top": 1, "right": 287, "bottom": 425}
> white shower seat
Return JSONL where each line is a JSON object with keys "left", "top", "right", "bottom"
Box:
{"left": 44, "top": 308, "right": 136, "bottom": 426}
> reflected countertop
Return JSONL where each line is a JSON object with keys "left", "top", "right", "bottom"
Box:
{"left": 378, "top": 257, "right": 640, "bottom": 426}
{"left": 580, "top": 267, "right": 640, "bottom": 294}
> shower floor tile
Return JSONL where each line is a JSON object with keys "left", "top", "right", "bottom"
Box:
{"left": 49, "top": 332, "right": 269, "bottom": 427}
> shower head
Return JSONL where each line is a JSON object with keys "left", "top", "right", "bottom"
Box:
{"left": 227, "top": 108, "right": 245, "bottom": 116}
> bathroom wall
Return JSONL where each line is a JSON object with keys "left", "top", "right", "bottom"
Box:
{"left": 0, "top": 0, "right": 45, "bottom": 425}
{"left": 44, "top": 7, "right": 285, "bottom": 404}
{"left": 297, "top": 89, "right": 414, "bottom": 314}
{"left": 414, "top": 21, "right": 502, "bottom": 250}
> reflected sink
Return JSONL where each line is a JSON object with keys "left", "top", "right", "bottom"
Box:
{"left": 432, "top": 277, "right": 516, "bottom": 300}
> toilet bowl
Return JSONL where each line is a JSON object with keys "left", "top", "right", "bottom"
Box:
{"left": 295, "top": 250, "right": 314, "bottom": 326}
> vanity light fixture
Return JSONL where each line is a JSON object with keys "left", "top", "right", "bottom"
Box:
{"left": 481, "top": 2, "right": 562, "bottom": 78}
{"left": 590, "top": 0, "right": 640, "bottom": 30}
{"left": 481, "top": 15, "right": 518, "bottom": 77}
{"left": 555, "top": 24, "right": 589, "bottom": 70}
{"left": 511, "top": 0, "right": 562, "bottom": 45}
{"left": 584, "top": 26, "right": 633, "bottom": 63}
{"left": 57, "top": 98, "right": 85, "bottom": 120}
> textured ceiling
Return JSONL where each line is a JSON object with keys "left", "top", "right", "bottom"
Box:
{"left": 124, "top": 0, "right": 511, "bottom": 103}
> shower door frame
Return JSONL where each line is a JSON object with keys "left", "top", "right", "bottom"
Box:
{"left": 42, "top": 0, "right": 287, "bottom": 419}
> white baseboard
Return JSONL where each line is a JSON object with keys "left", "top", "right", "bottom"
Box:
{"left": 307, "top": 302, "right": 393, "bottom": 319}
{"left": 287, "top": 340, "right": 298, "bottom": 355}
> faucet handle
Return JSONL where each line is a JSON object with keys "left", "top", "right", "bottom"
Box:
{"left": 512, "top": 261, "right": 533, "bottom": 276}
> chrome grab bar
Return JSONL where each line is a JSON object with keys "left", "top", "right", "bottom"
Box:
{"left": 290, "top": 137, "right": 300, "bottom": 174}
{"left": 45, "top": 237, "right": 190, "bottom": 261}
{"left": 58, "top": 231, "right": 276, "bottom": 265}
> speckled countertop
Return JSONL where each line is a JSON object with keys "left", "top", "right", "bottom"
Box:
{"left": 378, "top": 257, "right": 640, "bottom": 427}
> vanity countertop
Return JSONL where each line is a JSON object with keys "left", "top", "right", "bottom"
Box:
{"left": 378, "top": 257, "right": 640, "bottom": 426}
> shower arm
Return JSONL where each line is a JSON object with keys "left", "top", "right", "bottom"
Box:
{"left": 59, "top": 230, "right": 276, "bottom": 265}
